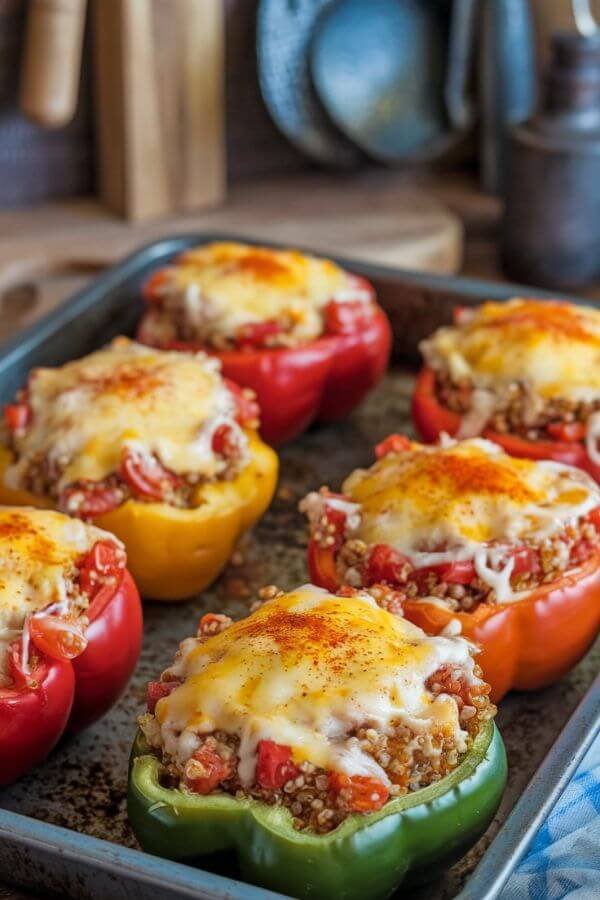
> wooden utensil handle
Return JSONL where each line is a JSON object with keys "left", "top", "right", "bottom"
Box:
{"left": 20, "top": 0, "right": 88, "bottom": 128}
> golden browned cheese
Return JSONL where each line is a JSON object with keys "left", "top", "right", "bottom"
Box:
{"left": 4, "top": 338, "right": 245, "bottom": 493}
{"left": 343, "top": 438, "right": 600, "bottom": 551}
{"left": 155, "top": 586, "right": 477, "bottom": 783}
{"left": 421, "top": 298, "right": 600, "bottom": 402}
{"left": 153, "top": 241, "right": 367, "bottom": 343}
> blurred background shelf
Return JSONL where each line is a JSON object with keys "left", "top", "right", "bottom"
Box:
{"left": 0, "top": 170, "right": 464, "bottom": 344}
{"left": 0, "top": 167, "right": 598, "bottom": 348}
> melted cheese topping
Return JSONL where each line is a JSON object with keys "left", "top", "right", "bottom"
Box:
{"left": 343, "top": 438, "right": 600, "bottom": 599}
{"left": 421, "top": 298, "right": 600, "bottom": 403}
{"left": 5, "top": 338, "right": 246, "bottom": 492}
{"left": 155, "top": 585, "right": 477, "bottom": 784}
{"left": 0, "top": 506, "right": 111, "bottom": 682}
{"left": 149, "top": 241, "right": 371, "bottom": 343}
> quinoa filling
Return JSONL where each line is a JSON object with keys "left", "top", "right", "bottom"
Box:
{"left": 2, "top": 423, "right": 249, "bottom": 517}
{"left": 140, "top": 270, "right": 377, "bottom": 351}
{"left": 303, "top": 488, "right": 600, "bottom": 613}
{"left": 138, "top": 590, "right": 495, "bottom": 834}
{"left": 434, "top": 369, "right": 600, "bottom": 444}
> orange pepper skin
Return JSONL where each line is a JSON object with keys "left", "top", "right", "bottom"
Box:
{"left": 403, "top": 551, "right": 600, "bottom": 702}
{"left": 412, "top": 367, "right": 600, "bottom": 482}
{"left": 308, "top": 539, "right": 600, "bottom": 703}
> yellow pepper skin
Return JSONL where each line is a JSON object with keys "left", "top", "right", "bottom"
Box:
{"left": 0, "top": 433, "right": 278, "bottom": 600}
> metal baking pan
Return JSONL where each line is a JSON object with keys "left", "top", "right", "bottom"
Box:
{"left": 0, "top": 234, "right": 598, "bottom": 900}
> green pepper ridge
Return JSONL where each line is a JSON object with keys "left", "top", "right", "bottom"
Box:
{"left": 128, "top": 720, "right": 507, "bottom": 900}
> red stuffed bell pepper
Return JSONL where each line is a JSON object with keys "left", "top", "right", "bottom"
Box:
{"left": 0, "top": 507, "right": 142, "bottom": 785}
{"left": 413, "top": 298, "right": 600, "bottom": 481}
{"left": 136, "top": 241, "right": 391, "bottom": 445}
{"left": 301, "top": 434, "right": 600, "bottom": 702}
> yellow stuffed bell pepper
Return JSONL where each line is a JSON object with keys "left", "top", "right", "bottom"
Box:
{"left": 0, "top": 339, "right": 278, "bottom": 601}
{"left": 0, "top": 434, "right": 277, "bottom": 600}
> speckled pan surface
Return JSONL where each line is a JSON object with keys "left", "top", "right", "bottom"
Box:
{"left": 0, "top": 235, "right": 597, "bottom": 900}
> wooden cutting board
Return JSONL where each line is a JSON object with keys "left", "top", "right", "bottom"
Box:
{"left": 0, "top": 172, "right": 463, "bottom": 345}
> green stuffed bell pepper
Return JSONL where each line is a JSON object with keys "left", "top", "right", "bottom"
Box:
{"left": 127, "top": 585, "right": 507, "bottom": 900}
{"left": 129, "top": 721, "right": 506, "bottom": 900}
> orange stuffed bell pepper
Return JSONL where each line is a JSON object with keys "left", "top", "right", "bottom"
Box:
{"left": 136, "top": 241, "right": 391, "bottom": 445}
{"left": 300, "top": 433, "right": 600, "bottom": 702}
{"left": 413, "top": 298, "right": 600, "bottom": 482}
{"left": 0, "top": 338, "right": 278, "bottom": 600}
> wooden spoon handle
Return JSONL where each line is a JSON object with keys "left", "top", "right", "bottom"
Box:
{"left": 20, "top": 0, "right": 88, "bottom": 128}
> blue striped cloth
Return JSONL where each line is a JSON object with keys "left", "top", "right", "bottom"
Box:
{"left": 499, "top": 733, "right": 600, "bottom": 899}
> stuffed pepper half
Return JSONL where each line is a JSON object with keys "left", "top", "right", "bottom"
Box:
{"left": 129, "top": 585, "right": 505, "bottom": 900}
{"left": 302, "top": 435, "right": 600, "bottom": 701}
{"left": 414, "top": 298, "right": 600, "bottom": 480}
{"left": 0, "top": 338, "right": 278, "bottom": 600}
{"left": 137, "top": 241, "right": 392, "bottom": 445}
{"left": 0, "top": 506, "right": 142, "bottom": 785}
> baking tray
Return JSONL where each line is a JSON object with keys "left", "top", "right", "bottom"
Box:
{"left": 0, "top": 234, "right": 598, "bottom": 900}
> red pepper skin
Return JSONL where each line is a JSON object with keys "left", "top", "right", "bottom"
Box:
{"left": 308, "top": 539, "right": 600, "bottom": 703}
{"left": 0, "top": 658, "right": 75, "bottom": 786}
{"left": 311, "top": 307, "right": 392, "bottom": 425}
{"left": 70, "top": 570, "right": 142, "bottom": 730}
{"left": 137, "top": 307, "right": 391, "bottom": 446}
{"left": 412, "top": 367, "right": 600, "bottom": 481}
{"left": 0, "top": 568, "right": 142, "bottom": 784}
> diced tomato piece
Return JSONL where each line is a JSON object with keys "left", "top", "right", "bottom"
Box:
{"left": 4, "top": 402, "right": 31, "bottom": 432}
{"left": 235, "top": 320, "right": 284, "bottom": 348}
{"left": 416, "top": 559, "right": 476, "bottom": 586}
{"left": 146, "top": 679, "right": 181, "bottom": 713}
{"left": 416, "top": 546, "right": 539, "bottom": 588}
{"left": 256, "top": 740, "right": 299, "bottom": 789}
{"left": 375, "top": 434, "right": 411, "bottom": 460}
{"left": 211, "top": 423, "right": 239, "bottom": 458}
{"left": 224, "top": 378, "right": 260, "bottom": 428}
{"left": 185, "top": 745, "right": 233, "bottom": 794}
{"left": 59, "top": 481, "right": 123, "bottom": 520}
{"left": 366, "top": 544, "right": 412, "bottom": 585}
{"left": 321, "top": 504, "right": 348, "bottom": 553}
{"left": 328, "top": 772, "right": 389, "bottom": 812}
{"left": 587, "top": 507, "right": 600, "bottom": 531}
{"left": 324, "top": 300, "right": 372, "bottom": 335}
{"left": 571, "top": 539, "right": 596, "bottom": 566}
{"left": 29, "top": 614, "right": 88, "bottom": 662}
{"left": 547, "top": 421, "right": 586, "bottom": 443}
{"left": 509, "top": 545, "right": 540, "bottom": 577}
{"left": 79, "top": 539, "right": 126, "bottom": 599}
{"left": 119, "top": 447, "right": 181, "bottom": 501}
{"left": 308, "top": 538, "right": 340, "bottom": 593}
